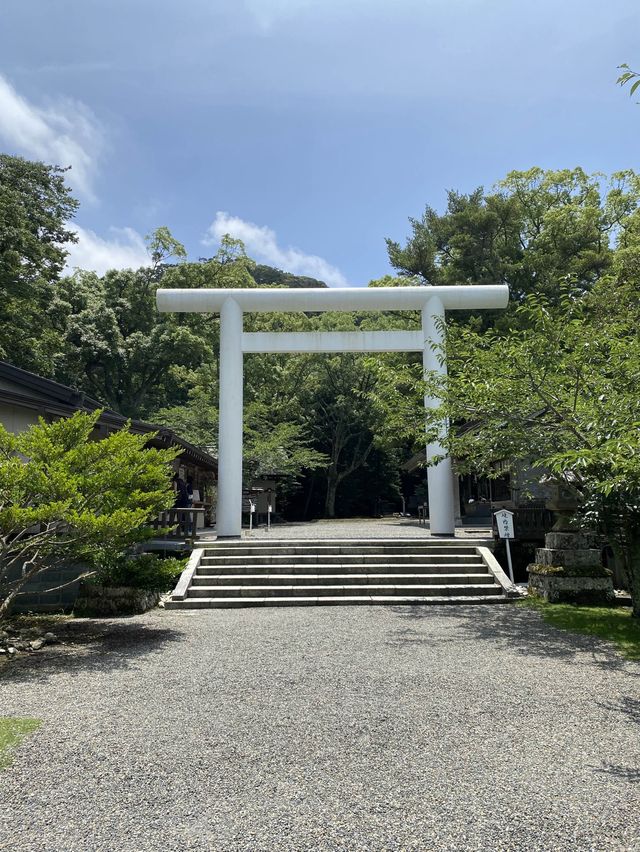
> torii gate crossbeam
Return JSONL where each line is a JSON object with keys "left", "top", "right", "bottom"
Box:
{"left": 157, "top": 285, "right": 509, "bottom": 537}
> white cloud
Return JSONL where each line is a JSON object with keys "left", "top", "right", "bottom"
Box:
{"left": 243, "top": 0, "right": 316, "bottom": 31}
{"left": 204, "top": 212, "right": 348, "bottom": 286}
{"left": 0, "top": 74, "right": 103, "bottom": 200}
{"left": 0, "top": 76, "right": 151, "bottom": 277}
{"left": 65, "top": 226, "right": 151, "bottom": 276}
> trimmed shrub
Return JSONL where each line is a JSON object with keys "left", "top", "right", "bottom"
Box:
{"left": 96, "top": 554, "right": 186, "bottom": 592}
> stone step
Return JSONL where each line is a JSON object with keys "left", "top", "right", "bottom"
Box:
{"left": 199, "top": 553, "right": 482, "bottom": 566}
{"left": 170, "top": 537, "right": 508, "bottom": 610}
{"left": 203, "top": 538, "right": 481, "bottom": 545}
{"left": 195, "top": 561, "right": 485, "bottom": 576}
{"left": 166, "top": 594, "right": 509, "bottom": 609}
{"left": 186, "top": 583, "right": 502, "bottom": 599}
{"left": 191, "top": 573, "right": 496, "bottom": 587}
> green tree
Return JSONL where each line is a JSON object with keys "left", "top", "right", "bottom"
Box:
{"left": 51, "top": 231, "right": 255, "bottom": 417}
{"left": 387, "top": 168, "right": 640, "bottom": 326}
{"left": 371, "top": 272, "right": 640, "bottom": 615}
{"left": 0, "top": 411, "right": 177, "bottom": 618}
{"left": 0, "top": 154, "right": 79, "bottom": 373}
{"left": 305, "top": 356, "right": 381, "bottom": 518}
{"left": 145, "top": 225, "right": 187, "bottom": 267}
{"left": 245, "top": 303, "right": 406, "bottom": 518}
{"left": 153, "top": 304, "right": 404, "bottom": 518}
{"left": 53, "top": 266, "right": 211, "bottom": 417}
{"left": 153, "top": 370, "right": 327, "bottom": 489}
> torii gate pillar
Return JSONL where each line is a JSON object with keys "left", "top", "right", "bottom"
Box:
{"left": 157, "top": 285, "right": 509, "bottom": 538}
{"left": 216, "top": 297, "right": 244, "bottom": 539}
{"left": 422, "top": 296, "right": 455, "bottom": 536}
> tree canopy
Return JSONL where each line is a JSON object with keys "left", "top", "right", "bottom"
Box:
{"left": 386, "top": 167, "right": 640, "bottom": 328}
{"left": 0, "top": 154, "right": 79, "bottom": 373}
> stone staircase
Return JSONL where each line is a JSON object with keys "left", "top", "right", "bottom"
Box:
{"left": 165, "top": 538, "right": 515, "bottom": 608}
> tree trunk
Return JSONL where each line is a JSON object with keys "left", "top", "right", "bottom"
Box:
{"left": 627, "top": 536, "right": 640, "bottom": 618}
{"left": 0, "top": 585, "right": 20, "bottom": 621}
{"left": 325, "top": 476, "right": 338, "bottom": 519}
{"left": 609, "top": 526, "right": 640, "bottom": 618}
{"left": 302, "top": 474, "right": 316, "bottom": 520}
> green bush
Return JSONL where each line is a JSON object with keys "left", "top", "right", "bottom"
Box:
{"left": 0, "top": 410, "right": 177, "bottom": 618}
{"left": 96, "top": 554, "right": 186, "bottom": 592}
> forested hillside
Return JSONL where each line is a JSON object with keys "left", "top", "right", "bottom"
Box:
{"left": 249, "top": 264, "right": 327, "bottom": 289}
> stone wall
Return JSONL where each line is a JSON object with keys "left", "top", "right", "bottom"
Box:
{"left": 5, "top": 563, "right": 89, "bottom": 614}
{"left": 73, "top": 583, "right": 160, "bottom": 617}
{"left": 528, "top": 571, "right": 615, "bottom": 605}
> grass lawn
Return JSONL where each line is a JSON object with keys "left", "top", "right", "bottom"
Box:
{"left": 0, "top": 718, "right": 41, "bottom": 769}
{"left": 520, "top": 597, "right": 640, "bottom": 660}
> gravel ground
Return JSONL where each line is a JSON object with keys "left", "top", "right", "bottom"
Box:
{"left": 1, "top": 604, "right": 639, "bottom": 851}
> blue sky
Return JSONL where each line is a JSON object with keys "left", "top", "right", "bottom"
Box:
{"left": 0, "top": 0, "right": 638, "bottom": 285}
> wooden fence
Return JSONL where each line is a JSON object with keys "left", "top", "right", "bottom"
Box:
{"left": 150, "top": 508, "right": 206, "bottom": 546}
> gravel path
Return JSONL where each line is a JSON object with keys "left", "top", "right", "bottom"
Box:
{"left": 1, "top": 604, "right": 639, "bottom": 851}
{"left": 202, "top": 517, "right": 494, "bottom": 541}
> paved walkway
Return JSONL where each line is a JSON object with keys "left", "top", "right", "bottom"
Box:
{"left": 1, "top": 604, "right": 639, "bottom": 851}
{"left": 200, "top": 517, "right": 494, "bottom": 541}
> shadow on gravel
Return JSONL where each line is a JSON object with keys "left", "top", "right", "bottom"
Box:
{"left": 596, "top": 763, "right": 640, "bottom": 783}
{"left": 592, "top": 695, "right": 640, "bottom": 783}
{"left": 598, "top": 695, "right": 640, "bottom": 723}
{"left": 385, "top": 625, "right": 445, "bottom": 648}
{"left": 386, "top": 604, "right": 637, "bottom": 674}
{"left": 0, "top": 620, "right": 185, "bottom": 685}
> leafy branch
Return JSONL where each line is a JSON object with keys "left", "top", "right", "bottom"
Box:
{"left": 617, "top": 63, "right": 640, "bottom": 99}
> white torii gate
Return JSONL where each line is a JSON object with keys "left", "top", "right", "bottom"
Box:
{"left": 157, "top": 285, "right": 508, "bottom": 537}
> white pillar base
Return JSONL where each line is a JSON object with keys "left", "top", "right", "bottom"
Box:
{"left": 426, "top": 457, "right": 456, "bottom": 536}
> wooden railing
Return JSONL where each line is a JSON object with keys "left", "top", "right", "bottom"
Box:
{"left": 150, "top": 508, "right": 206, "bottom": 546}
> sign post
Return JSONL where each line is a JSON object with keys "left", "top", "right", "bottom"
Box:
{"left": 494, "top": 509, "right": 515, "bottom": 583}
{"left": 248, "top": 499, "right": 255, "bottom": 535}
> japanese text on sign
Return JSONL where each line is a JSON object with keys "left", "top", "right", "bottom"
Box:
{"left": 494, "top": 509, "right": 514, "bottom": 540}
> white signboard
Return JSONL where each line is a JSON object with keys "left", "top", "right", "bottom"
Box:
{"left": 494, "top": 509, "right": 515, "bottom": 540}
